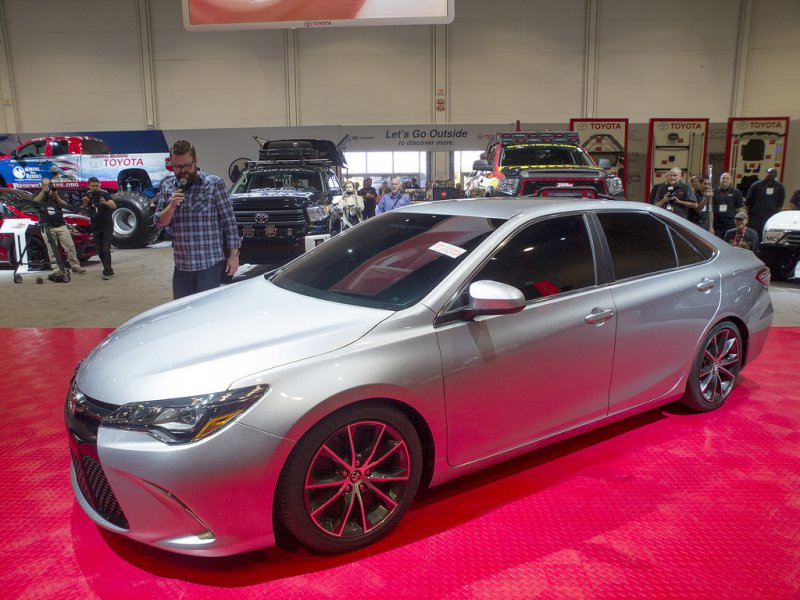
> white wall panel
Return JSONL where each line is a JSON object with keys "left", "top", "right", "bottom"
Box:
{"left": 2, "top": 0, "right": 800, "bottom": 133}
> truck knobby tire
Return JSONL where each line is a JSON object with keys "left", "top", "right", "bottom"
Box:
{"left": 111, "top": 191, "right": 158, "bottom": 249}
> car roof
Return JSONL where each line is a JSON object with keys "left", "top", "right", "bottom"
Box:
{"left": 399, "top": 197, "right": 654, "bottom": 221}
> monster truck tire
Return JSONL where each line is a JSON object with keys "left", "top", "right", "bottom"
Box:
{"left": 111, "top": 191, "right": 158, "bottom": 249}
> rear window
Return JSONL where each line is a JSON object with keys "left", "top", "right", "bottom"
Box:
{"left": 83, "top": 139, "right": 110, "bottom": 155}
{"left": 598, "top": 212, "right": 676, "bottom": 279}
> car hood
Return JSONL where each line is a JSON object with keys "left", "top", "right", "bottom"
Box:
{"left": 764, "top": 210, "right": 800, "bottom": 230}
{"left": 77, "top": 277, "right": 392, "bottom": 405}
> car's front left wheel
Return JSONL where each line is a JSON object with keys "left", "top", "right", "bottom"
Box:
{"left": 275, "top": 404, "right": 422, "bottom": 554}
{"left": 682, "top": 321, "right": 743, "bottom": 411}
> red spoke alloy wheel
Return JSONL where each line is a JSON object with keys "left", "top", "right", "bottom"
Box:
{"left": 276, "top": 404, "right": 422, "bottom": 554}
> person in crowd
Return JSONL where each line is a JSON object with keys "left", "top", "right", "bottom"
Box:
{"left": 339, "top": 180, "right": 365, "bottom": 227}
{"left": 358, "top": 177, "right": 378, "bottom": 219}
{"left": 33, "top": 177, "right": 86, "bottom": 274}
{"left": 711, "top": 172, "right": 745, "bottom": 239}
{"left": 424, "top": 180, "right": 433, "bottom": 202}
{"left": 688, "top": 175, "right": 711, "bottom": 230}
{"left": 454, "top": 182, "right": 464, "bottom": 198}
{"left": 724, "top": 211, "right": 759, "bottom": 251}
{"left": 648, "top": 167, "right": 698, "bottom": 219}
{"left": 746, "top": 167, "right": 785, "bottom": 242}
{"left": 375, "top": 177, "right": 412, "bottom": 214}
{"left": 409, "top": 177, "right": 421, "bottom": 189}
{"left": 81, "top": 177, "right": 116, "bottom": 279}
{"left": 154, "top": 139, "right": 240, "bottom": 300}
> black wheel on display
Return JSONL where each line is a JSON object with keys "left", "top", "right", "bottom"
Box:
{"left": 111, "top": 192, "right": 158, "bottom": 249}
{"left": 13, "top": 274, "right": 22, "bottom": 284}
{"left": 275, "top": 404, "right": 422, "bottom": 554}
{"left": 765, "top": 253, "right": 798, "bottom": 282}
{"left": 681, "top": 321, "right": 743, "bottom": 412}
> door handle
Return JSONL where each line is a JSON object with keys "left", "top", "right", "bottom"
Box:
{"left": 696, "top": 277, "right": 715, "bottom": 293}
{"left": 585, "top": 307, "right": 614, "bottom": 325}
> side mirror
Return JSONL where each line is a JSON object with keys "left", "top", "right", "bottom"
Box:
{"left": 472, "top": 159, "right": 491, "bottom": 171}
{"left": 436, "top": 280, "right": 526, "bottom": 325}
{"left": 468, "top": 280, "right": 525, "bottom": 315}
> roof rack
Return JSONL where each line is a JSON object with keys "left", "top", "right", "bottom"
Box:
{"left": 497, "top": 131, "right": 580, "bottom": 146}
{"left": 245, "top": 158, "right": 333, "bottom": 170}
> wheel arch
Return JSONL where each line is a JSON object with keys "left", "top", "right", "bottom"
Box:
{"left": 270, "top": 396, "right": 437, "bottom": 524}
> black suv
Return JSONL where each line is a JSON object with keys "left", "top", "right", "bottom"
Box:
{"left": 230, "top": 138, "right": 349, "bottom": 265}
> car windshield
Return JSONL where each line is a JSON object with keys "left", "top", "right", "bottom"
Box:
{"left": 7, "top": 197, "right": 38, "bottom": 214}
{"left": 230, "top": 170, "right": 322, "bottom": 193}
{"left": 501, "top": 145, "right": 593, "bottom": 167}
{"left": 271, "top": 212, "right": 504, "bottom": 310}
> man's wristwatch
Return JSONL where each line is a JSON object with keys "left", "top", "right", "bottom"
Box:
{"left": 231, "top": 248, "right": 240, "bottom": 256}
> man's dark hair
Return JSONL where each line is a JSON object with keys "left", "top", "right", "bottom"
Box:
{"left": 171, "top": 139, "right": 197, "bottom": 160}
{"left": 87, "top": 176, "right": 99, "bottom": 184}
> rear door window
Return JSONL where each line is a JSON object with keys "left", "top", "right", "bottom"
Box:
{"left": 597, "top": 212, "right": 677, "bottom": 280}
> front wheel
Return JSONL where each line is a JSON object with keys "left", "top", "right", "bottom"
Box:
{"left": 764, "top": 253, "right": 798, "bottom": 282}
{"left": 682, "top": 321, "right": 743, "bottom": 411}
{"left": 275, "top": 404, "right": 422, "bottom": 554}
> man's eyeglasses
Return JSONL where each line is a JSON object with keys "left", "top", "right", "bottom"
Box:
{"left": 173, "top": 161, "right": 195, "bottom": 170}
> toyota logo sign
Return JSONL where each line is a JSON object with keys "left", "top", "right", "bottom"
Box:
{"left": 255, "top": 213, "right": 269, "bottom": 224}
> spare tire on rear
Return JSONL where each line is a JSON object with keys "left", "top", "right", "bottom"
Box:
{"left": 111, "top": 191, "right": 158, "bottom": 249}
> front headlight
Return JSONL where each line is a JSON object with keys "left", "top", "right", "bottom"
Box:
{"left": 496, "top": 178, "right": 520, "bottom": 195}
{"left": 307, "top": 205, "right": 327, "bottom": 222}
{"left": 103, "top": 385, "right": 268, "bottom": 444}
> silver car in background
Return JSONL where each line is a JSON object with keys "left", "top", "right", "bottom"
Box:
{"left": 66, "top": 198, "right": 773, "bottom": 556}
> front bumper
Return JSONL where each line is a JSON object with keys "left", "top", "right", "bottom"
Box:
{"left": 68, "top": 418, "right": 288, "bottom": 557}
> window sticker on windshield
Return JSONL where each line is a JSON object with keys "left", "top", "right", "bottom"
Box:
{"left": 429, "top": 241, "right": 466, "bottom": 258}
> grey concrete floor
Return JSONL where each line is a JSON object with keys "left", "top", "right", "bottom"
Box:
{"left": 1, "top": 243, "right": 798, "bottom": 328}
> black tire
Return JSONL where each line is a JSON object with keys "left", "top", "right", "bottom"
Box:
{"left": 765, "top": 253, "right": 798, "bottom": 282}
{"left": 682, "top": 321, "right": 743, "bottom": 412}
{"left": 111, "top": 191, "right": 157, "bottom": 249}
{"left": 275, "top": 404, "right": 422, "bottom": 554}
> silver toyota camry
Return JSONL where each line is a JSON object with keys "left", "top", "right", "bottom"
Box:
{"left": 66, "top": 198, "right": 773, "bottom": 556}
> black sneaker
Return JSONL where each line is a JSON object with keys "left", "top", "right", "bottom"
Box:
{"left": 102, "top": 271, "right": 115, "bottom": 280}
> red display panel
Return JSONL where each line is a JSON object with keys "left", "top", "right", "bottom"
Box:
{"left": 570, "top": 118, "right": 629, "bottom": 193}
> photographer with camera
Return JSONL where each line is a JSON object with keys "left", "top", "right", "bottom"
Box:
{"left": 81, "top": 177, "right": 117, "bottom": 279}
{"left": 33, "top": 177, "right": 86, "bottom": 275}
{"left": 648, "top": 167, "right": 698, "bottom": 220}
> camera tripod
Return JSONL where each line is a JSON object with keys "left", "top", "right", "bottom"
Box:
{"left": 12, "top": 219, "right": 71, "bottom": 284}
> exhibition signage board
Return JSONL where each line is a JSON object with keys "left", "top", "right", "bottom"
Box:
{"left": 570, "top": 118, "right": 629, "bottom": 193}
{"left": 724, "top": 117, "right": 789, "bottom": 194}
{"left": 182, "top": 0, "right": 454, "bottom": 30}
{"left": 645, "top": 118, "right": 709, "bottom": 195}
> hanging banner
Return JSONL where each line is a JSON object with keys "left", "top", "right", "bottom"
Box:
{"left": 570, "top": 118, "right": 629, "bottom": 193}
{"left": 183, "top": 0, "right": 454, "bottom": 30}
{"left": 724, "top": 117, "right": 789, "bottom": 195}
{"left": 645, "top": 118, "right": 709, "bottom": 195}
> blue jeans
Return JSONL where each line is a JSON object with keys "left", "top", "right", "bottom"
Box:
{"left": 172, "top": 261, "right": 225, "bottom": 300}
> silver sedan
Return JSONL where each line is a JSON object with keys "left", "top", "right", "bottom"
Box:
{"left": 66, "top": 198, "right": 773, "bottom": 556}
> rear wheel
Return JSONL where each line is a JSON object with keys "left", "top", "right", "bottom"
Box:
{"left": 682, "top": 321, "right": 743, "bottom": 411}
{"left": 276, "top": 404, "right": 422, "bottom": 554}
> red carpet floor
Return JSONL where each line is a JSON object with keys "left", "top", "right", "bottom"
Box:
{"left": 1, "top": 327, "right": 799, "bottom": 599}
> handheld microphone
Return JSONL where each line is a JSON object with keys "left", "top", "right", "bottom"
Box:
{"left": 178, "top": 177, "right": 188, "bottom": 190}
{"left": 667, "top": 186, "right": 674, "bottom": 193}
